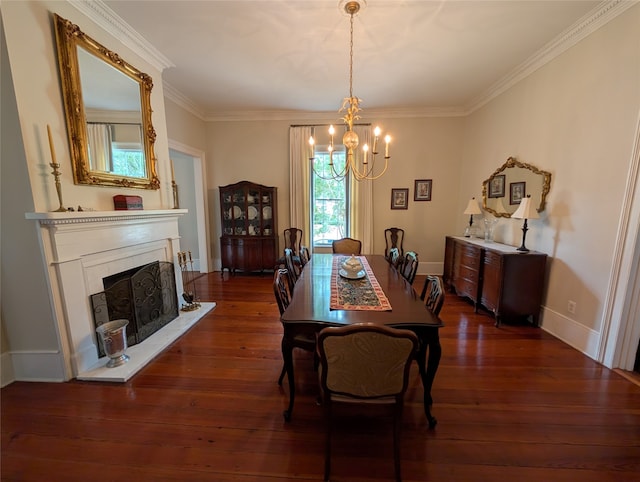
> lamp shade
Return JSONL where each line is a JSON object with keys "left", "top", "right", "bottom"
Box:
{"left": 463, "top": 197, "right": 482, "bottom": 215}
{"left": 511, "top": 195, "right": 539, "bottom": 220}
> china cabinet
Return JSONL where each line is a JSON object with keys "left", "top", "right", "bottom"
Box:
{"left": 443, "top": 236, "right": 547, "bottom": 326}
{"left": 219, "top": 181, "right": 278, "bottom": 274}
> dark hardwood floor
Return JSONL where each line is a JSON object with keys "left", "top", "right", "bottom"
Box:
{"left": 2, "top": 273, "right": 639, "bottom": 481}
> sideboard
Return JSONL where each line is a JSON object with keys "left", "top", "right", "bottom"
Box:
{"left": 443, "top": 236, "right": 547, "bottom": 326}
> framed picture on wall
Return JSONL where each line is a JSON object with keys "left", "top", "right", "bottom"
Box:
{"left": 391, "top": 188, "right": 409, "bottom": 210}
{"left": 489, "top": 174, "right": 505, "bottom": 198}
{"left": 510, "top": 181, "right": 526, "bottom": 205}
{"left": 414, "top": 179, "right": 432, "bottom": 201}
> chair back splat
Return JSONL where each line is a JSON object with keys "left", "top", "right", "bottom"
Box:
{"left": 420, "top": 275, "right": 445, "bottom": 315}
{"left": 400, "top": 251, "right": 418, "bottom": 285}
{"left": 299, "top": 246, "right": 310, "bottom": 267}
{"left": 387, "top": 247, "right": 401, "bottom": 269}
{"left": 284, "top": 248, "right": 300, "bottom": 289}
{"left": 273, "top": 268, "right": 292, "bottom": 316}
{"left": 332, "top": 237, "right": 362, "bottom": 255}
{"left": 317, "top": 324, "right": 418, "bottom": 482}
{"left": 384, "top": 227, "right": 405, "bottom": 260}
{"left": 283, "top": 228, "right": 303, "bottom": 256}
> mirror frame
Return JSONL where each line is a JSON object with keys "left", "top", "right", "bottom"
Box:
{"left": 53, "top": 14, "right": 160, "bottom": 190}
{"left": 481, "top": 156, "right": 551, "bottom": 218}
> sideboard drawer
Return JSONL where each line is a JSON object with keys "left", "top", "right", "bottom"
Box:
{"left": 459, "top": 245, "right": 482, "bottom": 270}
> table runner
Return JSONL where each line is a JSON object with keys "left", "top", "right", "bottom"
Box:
{"left": 330, "top": 256, "right": 392, "bottom": 311}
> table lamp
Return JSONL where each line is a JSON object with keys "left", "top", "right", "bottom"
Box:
{"left": 463, "top": 197, "right": 482, "bottom": 237}
{"left": 511, "top": 195, "right": 539, "bottom": 252}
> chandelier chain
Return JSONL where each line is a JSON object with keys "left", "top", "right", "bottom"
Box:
{"left": 349, "top": 11, "right": 354, "bottom": 100}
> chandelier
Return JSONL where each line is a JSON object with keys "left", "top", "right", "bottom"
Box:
{"left": 309, "top": 0, "right": 391, "bottom": 181}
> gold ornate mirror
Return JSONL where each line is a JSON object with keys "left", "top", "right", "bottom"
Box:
{"left": 481, "top": 157, "right": 551, "bottom": 217}
{"left": 53, "top": 14, "right": 159, "bottom": 189}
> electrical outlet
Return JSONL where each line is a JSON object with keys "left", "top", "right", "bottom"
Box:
{"left": 568, "top": 300, "right": 576, "bottom": 314}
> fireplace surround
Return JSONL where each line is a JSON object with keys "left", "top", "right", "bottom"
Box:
{"left": 26, "top": 210, "right": 214, "bottom": 382}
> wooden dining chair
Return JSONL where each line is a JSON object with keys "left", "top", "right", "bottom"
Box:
{"left": 420, "top": 275, "right": 445, "bottom": 316}
{"left": 283, "top": 228, "right": 303, "bottom": 256}
{"left": 384, "top": 227, "right": 405, "bottom": 260}
{"left": 400, "top": 251, "right": 419, "bottom": 285}
{"left": 332, "top": 237, "right": 362, "bottom": 255}
{"left": 273, "top": 268, "right": 316, "bottom": 385}
{"left": 299, "top": 246, "right": 310, "bottom": 268}
{"left": 276, "top": 228, "right": 303, "bottom": 269}
{"left": 387, "top": 247, "right": 402, "bottom": 269}
{"left": 284, "top": 248, "right": 300, "bottom": 289}
{"left": 317, "top": 324, "right": 418, "bottom": 482}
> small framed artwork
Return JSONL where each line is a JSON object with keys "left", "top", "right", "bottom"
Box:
{"left": 489, "top": 174, "right": 505, "bottom": 198}
{"left": 510, "top": 181, "right": 526, "bottom": 205}
{"left": 391, "top": 188, "right": 409, "bottom": 210}
{"left": 414, "top": 179, "right": 432, "bottom": 201}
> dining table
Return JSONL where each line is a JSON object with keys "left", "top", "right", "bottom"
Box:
{"left": 280, "top": 253, "right": 443, "bottom": 427}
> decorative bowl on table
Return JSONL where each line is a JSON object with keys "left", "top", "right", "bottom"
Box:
{"left": 340, "top": 255, "right": 365, "bottom": 279}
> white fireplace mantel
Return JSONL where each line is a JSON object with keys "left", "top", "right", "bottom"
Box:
{"left": 26, "top": 210, "right": 214, "bottom": 382}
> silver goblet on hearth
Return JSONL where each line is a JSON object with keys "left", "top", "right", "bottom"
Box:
{"left": 96, "top": 319, "right": 130, "bottom": 367}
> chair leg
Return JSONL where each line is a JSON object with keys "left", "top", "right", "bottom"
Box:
{"left": 324, "top": 400, "right": 332, "bottom": 481}
{"left": 393, "top": 403, "right": 402, "bottom": 482}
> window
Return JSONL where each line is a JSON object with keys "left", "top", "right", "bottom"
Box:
{"left": 111, "top": 142, "right": 146, "bottom": 178}
{"left": 311, "top": 147, "right": 349, "bottom": 247}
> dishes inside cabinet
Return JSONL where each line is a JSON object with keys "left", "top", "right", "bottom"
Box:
{"left": 248, "top": 205, "right": 258, "bottom": 220}
{"left": 263, "top": 206, "right": 272, "bottom": 220}
{"left": 232, "top": 206, "right": 242, "bottom": 218}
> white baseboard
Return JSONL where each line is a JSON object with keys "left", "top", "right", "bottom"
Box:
{"left": 1, "top": 351, "right": 15, "bottom": 387}
{"left": 418, "top": 261, "right": 444, "bottom": 276}
{"left": 7, "top": 350, "right": 67, "bottom": 383}
{"left": 539, "top": 306, "right": 601, "bottom": 360}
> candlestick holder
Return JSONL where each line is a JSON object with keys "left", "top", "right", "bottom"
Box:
{"left": 50, "top": 162, "right": 67, "bottom": 212}
{"left": 172, "top": 180, "right": 180, "bottom": 209}
{"left": 178, "top": 251, "right": 200, "bottom": 311}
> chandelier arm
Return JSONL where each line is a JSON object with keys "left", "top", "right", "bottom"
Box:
{"left": 352, "top": 157, "right": 389, "bottom": 181}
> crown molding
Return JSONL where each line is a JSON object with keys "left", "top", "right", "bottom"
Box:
{"left": 202, "top": 106, "right": 468, "bottom": 123}
{"left": 466, "top": 0, "right": 637, "bottom": 114}
{"left": 68, "top": 0, "right": 174, "bottom": 72}
{"left": 162, "top": 82, "right": 206, "bottom": 120}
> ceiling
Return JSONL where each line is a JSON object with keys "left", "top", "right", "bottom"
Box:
{"left": 99, "top": 0, "right": 605, "bottom": 120}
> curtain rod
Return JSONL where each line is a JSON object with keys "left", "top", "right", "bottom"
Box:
{"left": 290, "top": 123, "right": 371, "bottom": 127}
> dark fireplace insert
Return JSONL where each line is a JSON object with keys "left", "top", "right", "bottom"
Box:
{"left": 91, "top": 261, "right": 178, "bottom": 357}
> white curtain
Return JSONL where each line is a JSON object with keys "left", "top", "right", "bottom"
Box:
{"left": 86, "top": 123, "right": 112, "bottom": 172}
{"left": 289, "top": 126, "right": 312, "bottom": 248}
{"left": 350, "top": 125, "right": 374, "bottom": 253}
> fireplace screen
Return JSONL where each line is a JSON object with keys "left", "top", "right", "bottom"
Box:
{"left": 91, "top": 261, "right": 178, "bottom": 357}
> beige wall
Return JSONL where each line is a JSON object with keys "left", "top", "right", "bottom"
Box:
{"left": 204, "top": 116, "right": 465, "bottom": 269}
{"left": 460, "top": 4, "right": 640, "bottom": 353}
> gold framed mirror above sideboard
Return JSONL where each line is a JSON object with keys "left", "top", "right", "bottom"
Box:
{"left": 53, "top": 14, "right": 159, "bottom": 190}
{"left": 481, "top": 157, "right": 551, "bottom": 218}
